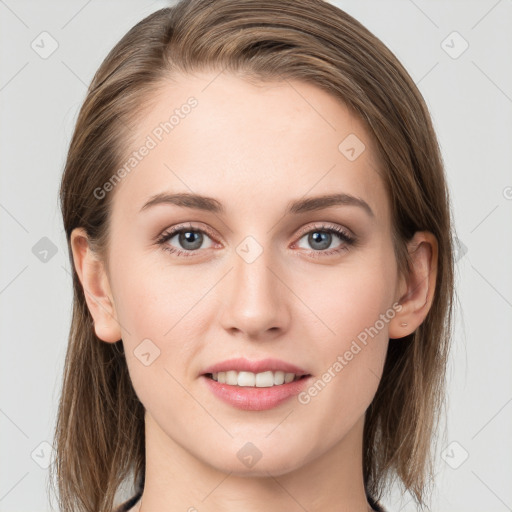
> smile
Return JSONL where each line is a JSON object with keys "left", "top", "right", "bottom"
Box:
{"left": 207, "top": 370, "right": 305, "bottom": 387}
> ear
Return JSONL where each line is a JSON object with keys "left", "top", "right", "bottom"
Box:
{"left": 70, "top": 227, "right": 122, "bottom": 343}
{"left": 389, "top": 231, "right": 438, "bottom": 340}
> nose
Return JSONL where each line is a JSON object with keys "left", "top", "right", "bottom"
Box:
{"left": 218, "top": 247, "right": 291, "bottom": 340}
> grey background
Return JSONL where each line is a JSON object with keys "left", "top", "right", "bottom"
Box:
{"left": 1, "top": 1, "right": 511, "bottom": 511}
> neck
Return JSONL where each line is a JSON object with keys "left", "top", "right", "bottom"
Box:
{"left": 135, "top": 412, "right": 373, "bottom": 512}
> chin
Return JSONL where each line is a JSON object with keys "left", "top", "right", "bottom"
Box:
{"left": 205, "top": 446, "right": 307, "bottom": 477}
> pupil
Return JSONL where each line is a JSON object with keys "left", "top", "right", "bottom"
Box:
{"left": 309, "top": 231, "right": 331, "bottom": 250}
{"left": 180, "top": 231, "right": 202, "bottom": 250}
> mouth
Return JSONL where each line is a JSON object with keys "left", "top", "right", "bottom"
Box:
{"left": 203, "top": 370, "right": 311, "bottom": 388}
{"left": 199, "top": 357, "right": 313, "bottom": 408}
{"left": 201, "top": 370, "right": 313, "bottom": 411}
{"left": 200, "top": 357, "right": 311, "bottom": 385}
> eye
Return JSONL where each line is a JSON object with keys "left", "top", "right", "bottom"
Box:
{"left": 293, "top": 223, "right": 356, "bottom": 258}
{"left": 155, "top": 222, "right": 357, "bottom": 259}
{"left": 155, "top": 223, "right": 216, "bottom": 257}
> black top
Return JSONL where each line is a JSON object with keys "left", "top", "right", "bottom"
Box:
{"left": 114, "top": 489, "right": 387, "bottom": 511}
{"left": 113, "top": 490, "right": 142, "bottom": 512}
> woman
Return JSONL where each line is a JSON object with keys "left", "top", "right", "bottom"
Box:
{"left": 52, "top": 1, "right": 455, "bottom": 511}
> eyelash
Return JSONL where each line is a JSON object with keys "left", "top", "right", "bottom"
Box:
{"left": 155, "top": 222, "right": 356, "bottom": 259}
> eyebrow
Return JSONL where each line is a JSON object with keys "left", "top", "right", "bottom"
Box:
{"left": 140, "top": 192, "right": 374, "bottom": 217}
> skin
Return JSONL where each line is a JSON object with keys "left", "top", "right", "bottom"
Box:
{"left": 71, "top": 72, "right": 438, "bottom": 512}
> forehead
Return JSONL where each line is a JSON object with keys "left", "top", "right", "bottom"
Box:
{"left": 111, "top": 71, "right": 388, "bottom": 223}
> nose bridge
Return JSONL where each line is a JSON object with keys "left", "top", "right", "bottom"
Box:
{"left": 220, "top": 239, "right": 289, "bottom": 336}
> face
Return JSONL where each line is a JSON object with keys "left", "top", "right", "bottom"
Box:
{"left": 100, "top": 72, "right": 403, "bottom": 475}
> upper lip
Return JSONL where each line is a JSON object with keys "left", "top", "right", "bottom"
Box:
{"left": 201, "top": 357, "right": 310, "bottom": 376}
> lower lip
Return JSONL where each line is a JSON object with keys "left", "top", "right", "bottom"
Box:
{"left": 201, "top": 375, "right": 312, "bottom": 411}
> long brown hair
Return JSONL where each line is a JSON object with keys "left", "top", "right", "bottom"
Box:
{"left": 52, "top": 1, "right": 455, "bottom": 510}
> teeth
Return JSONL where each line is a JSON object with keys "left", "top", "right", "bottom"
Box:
{"left": 210, "top": 370, "right": 301, "bottom": 387}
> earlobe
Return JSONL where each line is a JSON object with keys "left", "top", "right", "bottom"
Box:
{"left": 70, "top": 227, "right": 122, "bottom": 343}
{"left": 389, "top": 231, "right": 438, "bottom": 340}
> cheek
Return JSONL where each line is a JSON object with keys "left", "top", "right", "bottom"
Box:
{"left": 110, "top": 258, "right": 210, "bottom": 397}
{"left": 111, "top": 253, "right": 200, "bottom": 340}
{"left": 306, "top": 252, "right": 396, "bottom": 348}
{"left": 317, "top": 283, "right": 391, "bottom": 384}
{"left": 295, "top": 249, "right": 396, "bottom": 417}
